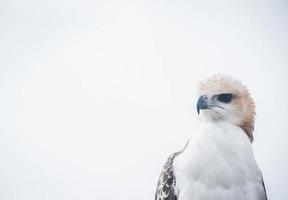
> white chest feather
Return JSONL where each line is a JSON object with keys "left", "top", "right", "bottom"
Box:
{"left": 173, "top": 122, "right": 265, "bottom": 200}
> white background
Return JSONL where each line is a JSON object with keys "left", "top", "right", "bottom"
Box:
{"left": 0, "top": 0, "right": 287, "bottom": 199}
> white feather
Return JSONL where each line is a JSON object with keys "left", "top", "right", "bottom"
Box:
{"left": 173, "top": 122, "right": 266, "bottom": 200}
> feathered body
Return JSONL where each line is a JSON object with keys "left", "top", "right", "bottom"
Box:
{"left": 174, "top": 122, "right": 266, "bottom": 200}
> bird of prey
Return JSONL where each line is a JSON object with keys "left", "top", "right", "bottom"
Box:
{"left": 155, "top": 75, "right": 267, "bottom": 200}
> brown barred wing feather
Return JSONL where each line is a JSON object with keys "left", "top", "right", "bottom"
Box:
{"left": 155, "top": 153, "right": 178, "bottom": 200}
{"left": 155, "top": 141, "right": 189, "bottom": 200}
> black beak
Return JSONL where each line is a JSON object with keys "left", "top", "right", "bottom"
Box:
{"left": 197, "top": 95, "right": 208, "bottom": 114}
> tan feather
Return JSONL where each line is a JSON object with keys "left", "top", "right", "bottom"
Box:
{"left": 198, "top": 74, "right": 255, "bottom": 142}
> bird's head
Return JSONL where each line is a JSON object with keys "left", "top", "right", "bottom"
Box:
{"left": 196, "top": 74, "right": 255, "bottom": 142}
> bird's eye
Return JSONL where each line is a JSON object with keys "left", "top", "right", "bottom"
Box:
{"left": 217, "top": 93, "right": 233, "bottom": 103}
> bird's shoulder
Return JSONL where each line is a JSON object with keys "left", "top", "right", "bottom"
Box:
{"left": 155, "top": 152, "right": 178, "bottom": 200}
{"left": 261, "top": 173, "right": 268, "bottom": 200}
{"left": 155, "top": 141, "right": 189, "bottom": 200}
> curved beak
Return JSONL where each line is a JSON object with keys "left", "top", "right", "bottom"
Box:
{"left": 197, "top": 95, "right": 209, "bottom": 114}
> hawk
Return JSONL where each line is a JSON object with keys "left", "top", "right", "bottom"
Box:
{"left": 155, "top": 75, "right": 267, "bottom": 200}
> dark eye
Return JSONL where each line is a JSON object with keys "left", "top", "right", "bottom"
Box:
{"left": 217, "top": 93, "right": 233, "bottom": 103}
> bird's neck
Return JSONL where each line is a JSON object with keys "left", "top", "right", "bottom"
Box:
{"left": 196, "top": 121, "right": 242, "bottom": 136}
{"left": 191, "top": 121, "right": 252, "bottom": 152}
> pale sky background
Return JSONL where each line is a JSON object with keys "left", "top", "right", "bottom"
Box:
{"left": 0, "top": 0, "right": 288, "bottom": 199}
